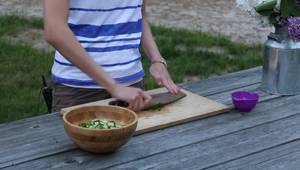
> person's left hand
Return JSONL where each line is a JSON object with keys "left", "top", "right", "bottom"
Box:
{"left": 149, "top": 63, "right": 181, "bottom": 94}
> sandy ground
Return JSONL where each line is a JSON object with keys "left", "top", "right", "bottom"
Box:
{"left": 147, "top": 0, "right": 272, "bottom": 44}
{"left": 0, "top": 0, "right": 272, "bottom": 44}
{"left": 0, "top": 0, "right": 43, "bottom": 17}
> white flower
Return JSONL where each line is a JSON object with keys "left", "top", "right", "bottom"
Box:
{"left": 256, "top": 15, "right": 271, "bottom": 27}
{"left": 275, "top": 0, "right": 281, "bottom": 12}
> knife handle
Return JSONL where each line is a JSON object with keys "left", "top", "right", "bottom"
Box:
{"left": 109, "top": 100, "right": 129, "bottom": 108}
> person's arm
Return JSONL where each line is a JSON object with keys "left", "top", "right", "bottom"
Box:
{"left": 43, "top": 0, "right": 151, "bottom": 111}
{"left": 141, "top": 0, "right": 180, "bottom": 94}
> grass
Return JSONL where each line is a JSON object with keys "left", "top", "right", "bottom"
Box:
{"left": 0, "top": 15, "right": 263, "bottom": 123}
{"left": 143, "top": 26, "right": 263, "bottom": 89}
{"left": 0, "top": 41, "right": 52, "bottom": 121}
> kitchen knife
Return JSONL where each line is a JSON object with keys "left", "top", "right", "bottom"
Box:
{"left": 109, "top": 91, "right": 187, "bottom": 111}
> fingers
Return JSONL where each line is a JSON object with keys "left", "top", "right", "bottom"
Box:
{"left": 143, "top": 93, "right": 152, "bottom": 104}
{"left": 135, "top": 94, "right": 144, "bottom": 112}
{"left": 155, "top": 75, "right": 180, "bottom": 94}
{"left": 171, "top": 81, "right": 181, "bottom": 93}
{"left": 151, "top": 65, "right": 180, "bottom": 93}
{"left": 142, "top": 93, "right": 152, "bottom": 108}
{"left": 128, "top": 89, "right": 151, "bottom": 112}
{"left": 162, "top": 78, "right": 181, "bottom": 94}
{"left": 154, "top": 76, "right": 163, "bottom": 86}
{"left": 128, "top": 90, "right": 141, "bottom": 111}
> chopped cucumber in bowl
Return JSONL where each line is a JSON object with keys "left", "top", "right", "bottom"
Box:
{"left": 79, "top": 119, "right": 123, "bottom": 129}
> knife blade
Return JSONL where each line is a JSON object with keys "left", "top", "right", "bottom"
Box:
{"left": 109, "top": 91, "right": 186, "bottom": 111}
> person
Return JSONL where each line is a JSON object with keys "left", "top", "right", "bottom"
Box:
{"left": 43, "top": 0, "right": 180, "bottom": 112}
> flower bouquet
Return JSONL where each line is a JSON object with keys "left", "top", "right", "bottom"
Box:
{"left": 236, "top": 0, "right": 300, "bottom": 41}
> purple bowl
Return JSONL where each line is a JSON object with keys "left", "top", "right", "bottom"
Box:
{"left": 231, "top": 91, "right": 259, "bottom": 112}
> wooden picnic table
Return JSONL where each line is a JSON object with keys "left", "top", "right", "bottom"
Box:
{"left": 1, "top": 67, "right": 300, "bottom": 170}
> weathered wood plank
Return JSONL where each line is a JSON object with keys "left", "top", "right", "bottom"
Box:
{"left": 3, "top": 94, "right": 298, "bottom": 170}
{"left": 0, "top": 112, "right": 60, "bottom": 135}
{"left": 181, "top": 67, "right": 262, "bottom": 96}
{"left": 106, "top": 111, "right": 300, "bottom": 170}
{"left": 0, "top": 113, "right": 62, "bottom": 143}
{"left": 252, "top": 148, "right": 300, "bottom": 170}
{"left": 0, "top": 119, "right": 75, "bottom": 168}
{"left": 206, "top": 139, "right": 300, "bottom": 170}
{"left": 207, "top": 83, "right": 278, "bottom": 106}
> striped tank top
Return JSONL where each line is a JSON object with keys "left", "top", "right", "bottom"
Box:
{"left": 52, "top": 0, "right": 144, "bottom": 88}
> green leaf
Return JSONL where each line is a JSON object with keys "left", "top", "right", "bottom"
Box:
{"left": 269, "top": 14, "right": 278, "bottom": 25}
{"left": 257, "top": 9, "right": 276, "bottom": 16}
{"left": 280, "top": 0, "right": 296, "bottom": 17}
{"left": 292, "top": 7, "right": 300, "bottom": 16}
{"left": 255, "top": 0, "right": 277, "bottom": 15}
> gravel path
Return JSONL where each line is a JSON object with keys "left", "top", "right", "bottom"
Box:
{"left": 0, "top": 0, "right": 272, "bottom": 44}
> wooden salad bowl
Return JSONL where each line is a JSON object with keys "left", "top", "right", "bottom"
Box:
{"left": 63, "top": 105, "right": 138, "bottom": 153}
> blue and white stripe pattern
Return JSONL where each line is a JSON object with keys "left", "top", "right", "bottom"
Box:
{"left": 52, "top": 0, "right": 144, "bottom": 88}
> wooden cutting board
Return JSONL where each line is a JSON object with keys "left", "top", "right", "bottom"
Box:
{"left": 61, "top": 88, "right": 230, "bottom": 135}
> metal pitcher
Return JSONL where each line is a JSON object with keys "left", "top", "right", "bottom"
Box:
{"left": 261, "top": 26, "right": 300, "bottom": 95}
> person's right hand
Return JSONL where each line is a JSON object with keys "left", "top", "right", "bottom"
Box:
{"left": 109, "top": 85, "right": 152, "bottom": 112}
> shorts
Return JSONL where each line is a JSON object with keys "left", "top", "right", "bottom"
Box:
{"left": 52, "top": 81, "right": 144, "bottom": 112}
